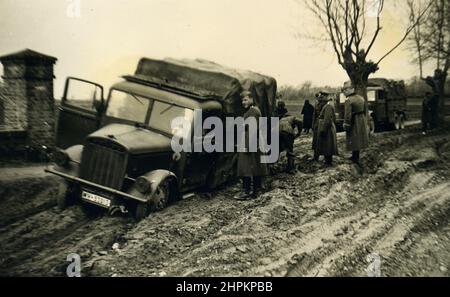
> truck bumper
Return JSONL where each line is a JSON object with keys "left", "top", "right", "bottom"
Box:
{"left": 45, "top": 167, "right": 147, "bottom": 204}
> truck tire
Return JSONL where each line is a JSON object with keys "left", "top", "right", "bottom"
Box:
{"left": 134, "top": 179, "right": 172, "bottom": 221}
{"left": 151, "top": 179, "right": 171, "bottom": 211}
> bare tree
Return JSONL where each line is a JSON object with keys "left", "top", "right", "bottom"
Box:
{"left": 304, "top": 0, "right": 431, "bottom": 110}
{"left": 408, "top": 0, "right": 449, "bottom": 124}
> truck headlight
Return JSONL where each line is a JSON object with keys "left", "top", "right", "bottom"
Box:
{"left": 135, "top": 176, "right": 151, "bottom": 194}
{"left": 52, "top": 149, "right": 70, "bottom": 167}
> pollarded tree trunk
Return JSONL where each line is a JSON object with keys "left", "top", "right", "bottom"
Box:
{"left": 343, "top": 48, "right": 380, "bottom": 116}
{"left": 424, "top": 69, "right": 448, "bottom": 125}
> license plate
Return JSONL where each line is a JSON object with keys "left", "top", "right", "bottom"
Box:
{"left": 81, "top": 191, "right": 111, "bottom": 208}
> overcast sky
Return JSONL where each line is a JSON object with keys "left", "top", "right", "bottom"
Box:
{"left": 0, "top": 0, "right": 428, "bottom": 97}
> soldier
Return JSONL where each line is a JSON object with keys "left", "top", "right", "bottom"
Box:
{"left": 301, "top": 99, "right": 314, "bottom": 134}
{"left": 312, "top": 91, "right": 329, "bottom": 161}
{"left": 428, "top": 93, "right": 439, "bottom": 129}
{"left": 422, "top": 92, "right": 432, "bottom": 135}
{"left": 342, "top": 84, "right": 369, "bottom": 164}
{"left": 235, "top": 90, "right": 269, "bottom": 200}
{"left": 316, "top": 94, "right": 338, "bottom": 166}
{"left": 274, "top": 100, "right": 302, "bottom": 173}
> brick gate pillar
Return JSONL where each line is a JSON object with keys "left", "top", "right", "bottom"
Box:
{"left": 0, "top": 49, "right": 57, "bottom": 148}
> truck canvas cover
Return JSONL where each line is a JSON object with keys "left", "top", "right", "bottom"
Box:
{"left": 125, "top": 57, "right": 277, "bottom": 117}
{"left": 367, "top": 78, "right": 406, "bottom": 99}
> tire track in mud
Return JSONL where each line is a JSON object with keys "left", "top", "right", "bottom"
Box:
{"left": 287, "top": 181, "right": 450, "bottom": 276}
{"left": 286, "top": 129, "right": 450, "bottom": 276}
{"left": 0, "top": 206, "right": 134, "bottom": 276}
{"left": 86, "top": 192, "right": 270, "bottom": 276}
{"left": 0, "top": 206, "right": 92, "bottom": 275}
{"left": 0, "top": 176, "right": 61, "bottom": 227}
{"left": 13, "top": 216, "right": 133, "bottom": 276}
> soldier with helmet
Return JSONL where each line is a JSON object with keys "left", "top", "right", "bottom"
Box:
{"left": 342, "top": 83, "right": 369, "bottom": 164}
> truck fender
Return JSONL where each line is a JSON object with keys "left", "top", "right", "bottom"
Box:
{"left": 52, "top": 145, "right": 83, "bottom": 176}
{"left": 66, "top": 145, "right": 84, "bottom": 163}
{"left": 128, "top": 170, "right": 179, "bottom": 203}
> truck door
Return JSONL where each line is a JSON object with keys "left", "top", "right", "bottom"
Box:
{"left": 182, "top": 111, "right": 221, "bottom": 189}
{"left": 56, "top": 77, "right": 104, "bottom": 149}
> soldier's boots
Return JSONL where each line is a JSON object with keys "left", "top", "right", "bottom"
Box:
{"left": 313, "top": 152, "right": 320, "bottom": 162}
{"left": 234, "top": 178, "right": 252, "bottom": 200}
{"left": 286, "top": 158, "right": 296, "bottom": 174}
{"left": 251, "top": 177, "right": 264, "bottom": 199}
{"left": 350, "top": 151, "right": 360, "bottom": 164}
{"left": 237, "top": 190, "right": 252, "bottom": 200}
{"left": 324, "top": 155, "right": 333, "bottom": 166}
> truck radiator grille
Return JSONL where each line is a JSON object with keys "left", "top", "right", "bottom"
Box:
{"left": 80, "top": 139, "right": 128, "bottom": 190}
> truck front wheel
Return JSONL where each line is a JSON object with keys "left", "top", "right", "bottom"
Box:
{"left": 133, "top": 179, "right": 172, "bottom": 221}
{"left": 151, "top": 179, "right": 171, "bottom": 211}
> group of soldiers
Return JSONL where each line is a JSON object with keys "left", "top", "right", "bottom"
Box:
{"left": 234, "top": 84, "right": 370, "bottom": 200}
{"left": 275, "top": 85, "right": 369, "bottom": 169}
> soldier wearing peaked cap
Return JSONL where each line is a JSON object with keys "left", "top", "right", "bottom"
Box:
{"left": 313, "top": 93, "right": 338, "bottom": 166}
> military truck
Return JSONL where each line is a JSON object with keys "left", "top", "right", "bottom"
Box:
{"left": 47, "top": 58, "right": 276, "bottom": 220}
{"left": 335, "top": 78, "right": 407, "bottom": 132}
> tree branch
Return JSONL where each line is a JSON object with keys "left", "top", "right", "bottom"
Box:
{"left": 364, "top": 0, "right": 383, "bottom": 58}
{"left": 376, "top": 0, "right": 433, "bottom": 65}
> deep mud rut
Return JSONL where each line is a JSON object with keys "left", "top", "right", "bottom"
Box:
{"left": 0, "top": 124, "right": 449, "bottom": 276}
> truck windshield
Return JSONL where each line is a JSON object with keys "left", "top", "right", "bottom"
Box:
{"left": 148, "top": 101, "right": 194, "bottom": 136}
{"left": 106, "top": 90, "right": 150, "bottom": 123}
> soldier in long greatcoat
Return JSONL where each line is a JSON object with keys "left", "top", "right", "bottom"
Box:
{"left": 343, "top": 85, "right": 369, "bottom": 164}
{"left": 316, "top": 96, "right": 338, "bottom": 166}
{"left": 236, "top": 91, "right": 269, "bottom": 200}
{"left": 312, "top": 91, "right": 330, "bottom": 161}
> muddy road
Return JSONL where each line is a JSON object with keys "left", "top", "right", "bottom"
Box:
{"left": 0, "top": 123, "right": 449, "bottom": 276}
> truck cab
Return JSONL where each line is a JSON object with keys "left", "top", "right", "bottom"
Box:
{"left": 49, "top": 75, "right": 235, "bottom": 220}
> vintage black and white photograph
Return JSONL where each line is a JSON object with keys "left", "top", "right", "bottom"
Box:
{"left": 0, "top": 0, "right": 449, "bottom": 279}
